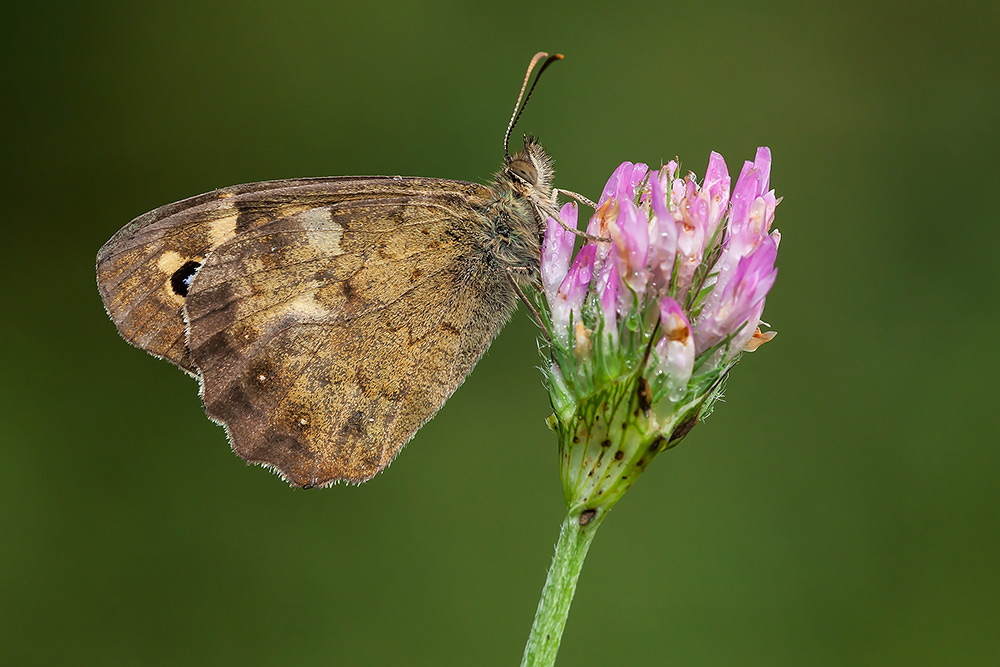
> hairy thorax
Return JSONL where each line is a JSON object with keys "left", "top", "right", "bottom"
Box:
{"left": 477, "top": 180, "right": 545, "bottom": 277}
{"left": 475, "top": 137, "right": 557, "bottom": 280}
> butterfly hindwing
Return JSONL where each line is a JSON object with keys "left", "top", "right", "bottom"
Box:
{"left": 183, "top": 193, "right": 517, "bottom": 486}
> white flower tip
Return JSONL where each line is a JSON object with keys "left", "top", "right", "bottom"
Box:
{"left": 743, "top": 328, "right": 777, "bottom": 352}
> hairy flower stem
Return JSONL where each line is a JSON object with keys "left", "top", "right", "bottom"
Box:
{"left": 521, "top": 508, "right": 606, "bottom": 667}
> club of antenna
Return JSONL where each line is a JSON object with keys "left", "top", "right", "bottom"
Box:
{"left": 504, "top": 52, "right": 564, "bottom": 159}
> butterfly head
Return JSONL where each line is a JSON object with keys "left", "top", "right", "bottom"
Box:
{"left": 504, "top": 134, "right": 553, "bottom": 196}
{"left": 485, "top": 135, "right": 556, "bottom": 276}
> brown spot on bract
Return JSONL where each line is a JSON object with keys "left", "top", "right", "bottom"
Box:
{"left": 669, "top": 413, "right": 699, "bottom": 445}
{"left": 637, "top": 377, "right": 652, "bottom": 416}
{"left": 614, "top": 450, "right": 624, "bottom": 461}
{"left": 579, "top": 509, "right": 597, "bottom": 526}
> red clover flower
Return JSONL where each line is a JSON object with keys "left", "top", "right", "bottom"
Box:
{"left": 536, "top": 148, "right": 780, "bottom": 512}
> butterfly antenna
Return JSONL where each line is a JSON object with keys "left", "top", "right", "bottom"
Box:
{"left": 504, "top": 52, "right": 564, "bottom": 159}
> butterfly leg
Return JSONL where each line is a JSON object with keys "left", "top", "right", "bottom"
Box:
{"left": 553, "top": 187, "right": 597, "bottom": 211}
{"left": 506, "top": 267, "right": 552, "bottom": 344}
{"left": 536, "top": 197, "right": 610, "bottom": 243}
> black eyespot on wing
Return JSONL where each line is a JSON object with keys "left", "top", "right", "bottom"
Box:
{"left": 170, "top": 260, "right": 202, "bottom": 297}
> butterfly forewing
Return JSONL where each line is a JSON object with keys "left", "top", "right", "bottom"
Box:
{"left": 95, "top": 177, "right": 485, "bottom": 372}
{"left": 96, "top": 178, "right": 359, "bottom": 372}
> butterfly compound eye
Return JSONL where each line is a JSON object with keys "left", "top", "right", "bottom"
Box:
{"left": 509, "top": 158, "right": 538, "bottom": 186}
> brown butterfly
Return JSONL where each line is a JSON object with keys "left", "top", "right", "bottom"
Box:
{"left": 96, "top": 53, "right": 568, "bottom": 488}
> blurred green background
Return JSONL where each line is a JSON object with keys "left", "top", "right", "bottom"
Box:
{"left": 3, "top": 1, "right": 998, "bottom": 665}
